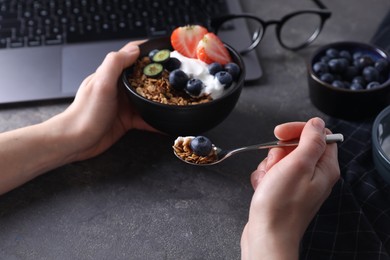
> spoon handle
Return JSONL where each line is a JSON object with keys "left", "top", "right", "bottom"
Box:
{"left": 325, "top": 133, "right": 344, "bottom": 143}
{"left": 277, "top": 133, "right": 344, "bottom": 146}
{"left": 226, "top": 133, "right": 343, "bottom": 157}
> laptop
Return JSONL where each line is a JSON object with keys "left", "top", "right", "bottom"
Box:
{"left": 0, "top": 0, "right": 262, "bottom": 104}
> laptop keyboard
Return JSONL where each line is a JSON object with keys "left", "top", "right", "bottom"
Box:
{"left": 0, "top": 0, "right": 230, "bottom": 49}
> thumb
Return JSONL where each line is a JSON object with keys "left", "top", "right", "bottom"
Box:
{"left": 294, "top": 117, "right": 327, "bottom": 169}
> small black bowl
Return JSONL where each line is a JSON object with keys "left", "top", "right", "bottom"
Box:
{"left": 122, "top": 37, "right": 245, "bottom": 136}
{"left": 308, "top": 41, "right": 390, "bottom": 120}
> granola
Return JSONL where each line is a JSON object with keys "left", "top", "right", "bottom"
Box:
{"left": 127, "top": 57, "right": 213, "bottom": 105}
{"left": 173, "top": 136, "right": 218, "bottom": 165}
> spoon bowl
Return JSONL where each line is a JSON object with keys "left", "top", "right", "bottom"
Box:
{"left": 174, "top": 133, "right": 344, "bottom": 166}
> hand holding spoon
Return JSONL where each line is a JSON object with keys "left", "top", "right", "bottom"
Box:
{"left": 173, "top": 133, "right": 344, "bottom": 166}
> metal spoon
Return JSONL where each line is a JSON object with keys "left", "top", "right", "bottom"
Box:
{"left": 174, "top": 133, "right": 344, "bottom": 166}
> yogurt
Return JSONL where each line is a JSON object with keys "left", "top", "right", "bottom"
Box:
{"left": 170, "top": 51, "right": 232, "bottom": 99}
{"left": 174, "top": 136, "right": 194, "bottom": 146}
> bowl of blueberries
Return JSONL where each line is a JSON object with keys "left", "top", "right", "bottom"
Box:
{"left": 308, "top": 41, "right": 390, "bottom": 120}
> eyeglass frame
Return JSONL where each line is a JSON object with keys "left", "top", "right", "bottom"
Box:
{"left": 208, "top": 0, "right": 332, "bottom": 54}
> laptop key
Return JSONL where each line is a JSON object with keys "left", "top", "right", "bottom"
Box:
{"left": 10, "top": 37, "right": 24, "bottom": 48}
{"left": 27, "top": 36, "right": 42, "bottom": 47}
{"left": 0, "top": 12, "right": 18, "bottom": 20}
{"left": 0, "top": 19, "right": 21, "bottom": 29}
{"left": 0, "top": 29, "right": 12, "bottom": 38}
{"left": 44, "top": 35, "right": 63, "bottom": 45}
{"left": 0, "top": 39, "right": 7, "bottom": 48}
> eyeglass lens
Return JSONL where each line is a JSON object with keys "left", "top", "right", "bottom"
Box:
{"left": 215, "top": 17, "right": 264, "bottom": 54}
{"left": 215, "top": 13, "right": 323, "bottom": 53}
{"left": 279, "top": 13, "right": 323, "bottom": 49}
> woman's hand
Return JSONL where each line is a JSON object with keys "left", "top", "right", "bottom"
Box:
{"left": 241, "top": 117, "right": 340, "bottom": 260}
{"left": 51, "top": 41, "right": 157, "bottom": 162}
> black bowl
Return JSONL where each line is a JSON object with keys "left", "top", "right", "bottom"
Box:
{"left": 122, "top": 37, "right": 245, "bottom": 136}
{"left": 308, "top": 41, "right": 390, "bottom": 120}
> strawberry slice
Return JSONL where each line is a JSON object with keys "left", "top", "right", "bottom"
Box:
{"left": 170, "top": 25, "right": 208, "bottom": 58}
{"left": 196, "top": 32, "right": 232, "bottom": 65}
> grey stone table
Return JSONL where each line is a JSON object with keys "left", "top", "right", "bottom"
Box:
{"left": 0, "top": 0, "right": 389, "bottom": 259}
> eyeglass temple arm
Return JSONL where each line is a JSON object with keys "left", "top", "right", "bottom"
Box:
{"left": 312, "top": 0, "right": 328, "bottom": 10}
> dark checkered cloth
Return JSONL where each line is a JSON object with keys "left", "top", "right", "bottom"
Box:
{"left": 299, "top": 11, "right": 390, "bottom": 259}
{"left": 300, "top": 118, "right": 390, "bottom": 260}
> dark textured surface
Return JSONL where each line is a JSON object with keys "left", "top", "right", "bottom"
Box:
{"left": 1, "top": 0, "right": 390, "bottom": 259}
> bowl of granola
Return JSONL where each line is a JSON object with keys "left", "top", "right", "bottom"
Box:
{"left": 122, "top": 25, "right": 245, "bottom": 135}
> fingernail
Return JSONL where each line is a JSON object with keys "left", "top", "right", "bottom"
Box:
{"left": 312, "top": 117, "right": 325, "bottom": 131}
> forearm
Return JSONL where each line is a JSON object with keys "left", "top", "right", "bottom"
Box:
{"left": 0, "top": 116, "right": 75, "bottom": 195}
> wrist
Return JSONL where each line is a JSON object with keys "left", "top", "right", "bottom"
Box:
{"left": 35, "top": 113, "right": 82, "bottom": 167}
{"left": 245, "top": 219, "right": 301, "bottom": 260}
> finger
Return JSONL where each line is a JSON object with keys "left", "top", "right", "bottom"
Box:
{"left": 274, "top": 121, "right": 306, "bottom": 141}
{"left": 131, "top": 115, "right": 160, "bottom": 133}
{"left": 119, "top": 40, "right": 147, "bottom": 51}
{"left": 265, "top": 147, "right": 289, "bottom": 171}
{"left": 94, "top": 44, "right": 140, "bottom": 86}
{"left": 251, "top": 158, "right": 267, "bottom": 189}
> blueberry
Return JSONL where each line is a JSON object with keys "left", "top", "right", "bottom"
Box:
{"left": 362, "top": 66, "right": 380, "bottom": 82}
{"left": 165, "top": 57, "right": 181, "bottom": 71}
{"left": 320, "top": 73, "right": 334, "bottom": 84}
{"left": 354, "top": 55, "right": 375, "bottom": 70}
{"left": 353, "top": 51, "right": 363, "bottom": 61}
{"left": 332, "top": 74, "right": 342, "bottom": 81}
{"left": 350, "top": 82, "right": 364, "bottom": 90}
{"left": 343, "top": 81, "right": 351, "bottom": 89}
{"left": 190, "top": 136, "right": 213, "bottom": 157}
{"left": 326, "top": 48, "right": 339, "bottom": 59}
{"left": 320, "top": 56, "right": 331, "bottom": 63}
{"left": 186, "top": 78, "right": 204, "bottom": 96}
{"left": 352, "top": 76, "right": 366, "bottom": 87}
{"left": 207, "top": 62, "right": 223, "bottom": 76}
{"left": 339, "top": 50, "right": 352, "bottom": 61}
{"left": 366, "top": 81, "right": 381, "bottom": 89}
{"left": 342, "top": 66, "right": 359, "bottom": 81}
{"left": 313, "top": 61, "right": 328, "bottom": 75}
{"left": 215, "top": 71, "right": 233, "bottom": 89}
{"left": 339, "top": 58, "right": 350, "bottom": 68}
{"left": 332, "top": 80, "right": 345, "bottom": 88}
{"left": 169, "top": 69, "right": 189, "bottom": 90}
{"left": 224, "top": 62, "right": 241, "bottom": 80}
{"left": 328, "top": 59, "right": 347, "bottom": 74}
{"left": 375, "top": 58, "right": 389, "bottom": 74}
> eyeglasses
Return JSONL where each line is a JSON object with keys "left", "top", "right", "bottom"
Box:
{"left": 208, "top": 0, "right": 331, "bottom": 55}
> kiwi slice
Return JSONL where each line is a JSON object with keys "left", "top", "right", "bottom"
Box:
{"left": 143, "top": 63, "right": 164, "bottom": 78}
{"left": 152, "top": 49, "right": 171, "bottom": 63}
